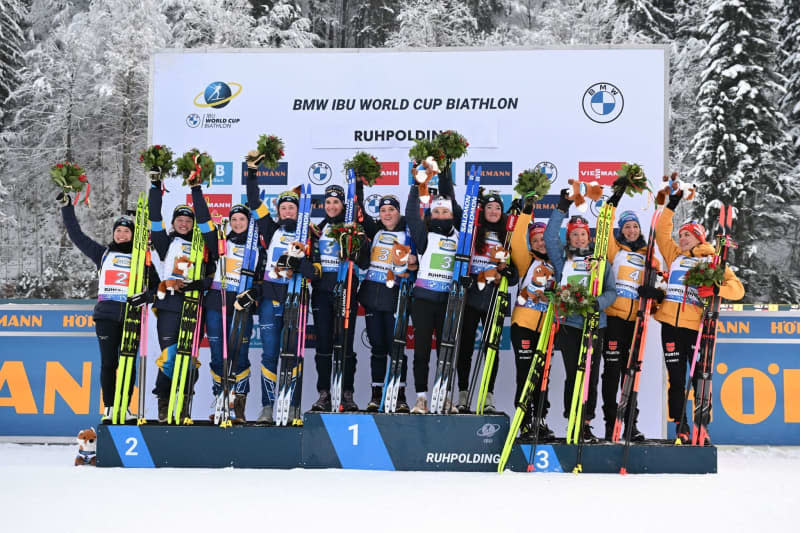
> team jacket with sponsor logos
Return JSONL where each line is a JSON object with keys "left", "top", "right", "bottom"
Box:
{"left": 605, "top": 205, "right": 664, "bottom": 322}
{"left": 653, "top": 208, "right": 744, "bottom": 331}
{"left": 149, "top": 184, "right": 217, "bottom": 313}
{"left": 203, "top": 230, "right": 265, "bottom": 313}
{"left": 357, "top": 216, "right": 416, "bottom": 313}
{"left": 465, "top": 223, "right": 519, "bottom": 313}
{"left": 405, "top": 170, "right": 463, "bottom": 304}
{"left": 544, "top": 209, "right": 616, "bottom": 330}
{"left": 510, "top": 213, "right": 552, "bottom": 333}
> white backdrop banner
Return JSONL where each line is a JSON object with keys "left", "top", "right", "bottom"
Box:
{"left": 149, "top": 47, "right": 669, "bottom": 437}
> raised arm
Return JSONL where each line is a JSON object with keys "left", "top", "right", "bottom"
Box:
{"left": 405, "top": 185, "right": 428, "bottom": 255}
{"left": 148, "top": 181, "right": 169, "bottom": 260}
{"left": 60, "top": 201, "right": 105, "bottom": 268}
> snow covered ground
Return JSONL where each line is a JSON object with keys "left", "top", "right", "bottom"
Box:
{"left": 1, "top": 444, "right": 797, "bottom": 533}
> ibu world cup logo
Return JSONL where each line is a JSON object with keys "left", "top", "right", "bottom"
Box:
{"left": 582, "top": 82, "right": 624, "bottom": 123}
{"left": 194, "top": 81, "right": 243, "bottom": 109}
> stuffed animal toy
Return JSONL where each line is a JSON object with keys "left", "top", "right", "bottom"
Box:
{"left": 74, "top": 427, "right": 97, "bottom": 466}
{"left": 655, "top": 172, "right": 697, "bottom": 205}
{"left": 414, "top": 156, "right": 439, "bottom": 204}
{"left": 476, "top": 244, "right": 510, "bottom": 290}
{"left": 157, "top": 256, "right": 193, "bottom": 299}
{"left": 385, "top": 242, "right": 412, "bottom": 288}
{"left": 566, "top": 178, "right": 604, "bottom": 212}
{"left": 517, "top": 263, "right": 555, "bottom": 306}
{"left": 270, "top": 242, "right": 306, "bottom": 279}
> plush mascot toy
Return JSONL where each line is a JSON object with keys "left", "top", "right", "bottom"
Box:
{"left": 74, "top": 427, "right": 97, "bottom": 466}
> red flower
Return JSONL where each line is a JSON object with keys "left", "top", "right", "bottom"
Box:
{"left": 155, "top": 145, "right": 161, "bottom": 149}
{"left": 79, "top": 174, "right": 87, "bottom": 181}
{"left": 139, "top": 155, "right": 144, "bottom": 162}
{"left": 57, "top": 164, "right": 63, "bottom": 169}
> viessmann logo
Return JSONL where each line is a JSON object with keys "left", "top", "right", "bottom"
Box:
{"left": 187, "top": 81, "right": 243, "bottom": 129}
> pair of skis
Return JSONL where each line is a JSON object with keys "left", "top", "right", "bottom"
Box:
{"left": 467, "top": 199, "right": 520, "bottom": 414}
{"left": 497, "top": 297, "right": 557, "bottom": 472}
{"left": 330, "top": 170, "right": 358, "bottom": 411}
{"left": 275, "top": 185, "right": 312, "bottom": 426}
{"left": 214, "top": 217, "right": 260, "bottom": 426}
{"left": 430, "top": 167, "right": 481, "bottom": 414}
{"left": 112, "top": 192, "right": 150, "bottom": 424}
{"left": 166, "top": 225, "right": 206, "bottom": 425}
{"left": 678, "top": 204, "right": 736, "bottom": 447}
{"left": 567, "top": 202, "right": 612, "bottom": 473}
{"left": 380, "top": 275, "right": 414, "bottom": 413}
{"left": 612, "top": 208, "right": 663, "bottom": 473}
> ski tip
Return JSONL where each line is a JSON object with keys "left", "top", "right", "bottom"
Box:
{"left": 619, "top": 467, "right": 628, "bottom": 476}
{"left": 526, "top": 464, "right": 535, "bottom": 473}
{"left": 674, "top": 438, "right": 683, "bottom": 446}
{"left": 137, "top": 418, "right": 147, "bottom": 426}
{"left": 572, "top": 464, "right": 583, "bottom": 474}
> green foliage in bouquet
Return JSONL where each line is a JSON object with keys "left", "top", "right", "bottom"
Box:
{"left": 434, "top": 130, "right": 469, "bottom": 163}
{"left": 327, "top": 222, "right": 367, "bottom": 259}
{"left": 408, "top": 138, "right": 446, "bottom": 169}
{"left": 343, "top": 152, "right": 381, "bottom": 186}
{"left": 514, "top": 169, "right": 551, "bottom": 201}
{"left": 51, "top": 161, "right": 90, "bottom": 205}
{"left": 685, "top": 260, "right": 724, "bottom": 288}
{"left": 139, "top": 144, "right": 175, "bottom": 180}
{"left": 256, "top": 134, "right": 285, "bottom": 170}
{"left": 615, "top": 163, "right": 652, "bottom": 197}
{"left": 175, "top": 149, "right": 215, "bottom": 187}
{"left": 553, "top": 283, "right": 597, "bottom": 318}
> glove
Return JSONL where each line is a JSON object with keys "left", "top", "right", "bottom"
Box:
{"left": 697, "top": 284, "right": 719, "bottom": 298}
{"left": 509, "top": 197, "right": 523, "bottom": 214}
{"left": 637, "top": 285, "right": 665, "bottom": 303}
{"left": 590, "top": 300, "right": 600, "bottom": 312}
{"left": 234, "top": 289, "right": 257, "bottom": 311}
{"left": 148, "top": 165, "right": 161, "bottom": 182}
{"left": 246, "top": 150, "right": 264, "bottom": 170}
{"left": 56, "top": 192, "right": 71, "bottom": 207}
{"left": 557, "top": 188, "right": 572, "bottom": 213}
{"left": 183, "top": 279, "right": 205, "bottom": 292}
{"left": 607, "top": 176, "right": 627, "bottom": 207}
{"left": 667, "top": 189, "right": 683, "bottom": 210}
{"left": 127, "top": 291, "right": 150, "bottom": 309}
{"left": 523, "top": 194, "right": 536, "bottom": 215}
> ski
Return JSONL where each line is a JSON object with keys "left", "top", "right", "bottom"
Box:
{"left": 167, "top": 224, "right": 206, "bottom": 425}
{"left": 430, "top": 166, "right": 481, "bottom": 414}
{"left": 112, "top": 192, "right": 149, "bottom": 424}
{"left": 567, "top": 202, "right": 612, "bottom": 472}
{"left": 216, "top": 216, "right": 259, "bottom": 427}
{"left": 691, "top": 205, "right": 736, "bottom": 446}
{"left": 136, "top": 236, "right": 152, "bottom": 426}
{"left": 381, "top": 274, "right": 414, "bottom": 413}
{"left": 471, "top": 199, "right": 520, "bottom": 414}
{"left": 613, "top": 209, "right": 663, "bottom": 472}
{"left": 275, "top": 185, "right": 312, "bottom": 426}
{"left": 330, "top": 170, "right": 357, "bottom": 412}
{"left": 497, "top": 298, "right": 556, "bottom": 472}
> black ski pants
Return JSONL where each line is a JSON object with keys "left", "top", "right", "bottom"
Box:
{"left": 365, "top": 307, "right": 408, "bottom": 386}
{"left": 410, "top": 297, "right": 447, "bottom": 393}
{"left": 660, "top": 322, "right": 700, "bottom": 421}
{"left": 557, "top": 324, "right": 604, "bottom": 422}
{"left": 456, "top": 304, "right": 498, "bottom": 394}
{"left": 95, "top": 318, "right": 135, "bottom": 408}
{"left": 510, "top": 323, "right": 549, "bottom": 417}
{"left": 312, "top": 289, "right": 357, "bottom": 392}
{"left": 601, "top": 315, "right": 636, "bottom": 424}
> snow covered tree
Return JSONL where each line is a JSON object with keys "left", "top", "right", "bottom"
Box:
{"left": 349, "top": 0, "right": 400, "bottom": 48}
{"left": 0, "top": 0, "right": 27, "bottom": 128}
{"left": 779, "top": 0, "right": 800, "bottom": 159}
{"left": 165, "top": 0, "right": 257, "bottom": 48}
{"left": 254, "top": 0, "right": 319, "bottom": 47}
{"left": 611, "top": 0, "right": 675, "bottom": 42}
{"left": 688, "top": 0, "right": 799, "bottom": 302}
{"left": 385, "top": 0, "right": 479, "bottom": 47}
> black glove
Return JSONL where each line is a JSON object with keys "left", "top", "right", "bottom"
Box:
{"left": 523, "top": 194, "right": 536, "bottom": 215}
{"left": 637, "top": 285, "right": 666, "bottom": 303}
{"left": 183, "top": 279, "right": 205, "bottom": 292}
{"left": 607, "top": 177, "right": 626, "bottom": 207}
{"left": 147, "top": 165, "right": 162, "bottom": 182}
{"left": 557, "top": 188, "right": 572, "bottom": 213}
{"left": 56, "top": 192, "right": 71, "bottom": 207}
{"left": 590, "top": 300, "right": 600, "bottom": 312}
{"left": 667, "top": 189, "right": 683, "bottom": 210}
{"left": 234, "top": 289, "right": 257, "bottom": 311}
{"left": 150, "top": 179, "right": 162, "bottom": 190}
{"left": 127, "top": 291, "right": 150, "bottom": 309}
{"left": 509, "top": 197, "right": 523, "bottom": 214}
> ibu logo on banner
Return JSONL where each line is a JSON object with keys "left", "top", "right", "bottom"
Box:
{"left": 213, "top": 162, "right": 233, "bottom": 185}
{"left": 185, "top": 194, "right": 232, "bottom": 224}
{"left": 578, "top": 161, "right": 624, "bottom": 186}
{"left": 465, "top": 162, "right": 512, "bottom": 185}
{"left": 320, "top": 414, "right": 395, "bottom": 470}
{"left": 239, "top": 162, "right": 288, "bottom": 185}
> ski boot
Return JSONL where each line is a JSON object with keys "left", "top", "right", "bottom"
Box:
{"left": 233, "top": 394, "right": 246, "bottom": 423}
{"left": 604, "top": 422, "right": 615, "bottom": 442}
{"left": 483, "top": 392, "right": 497, "bottom": 414}
{"left": 582, "top": 421, "right": 598, "bottom": 443}
{"left": 675, "top": 420, "right": 690, "bottom": 444}
{"left": 157, "top": 397, "right": 169, "bottom": 423}
{"left": 311, "top": 390, "right": 331, "bottom": 412}
{"left": 256, "top": 404, "right": 274, "bottom": 424}
{"left": 101, "top": 406, "right": 113, "bottom": 424}
{"left": 396, "top": 387, "right": 410, "bottom": 413}
{"left": 626, "top": 421, "right": 645, "bottom": 442}
{"left": 366, "top": 386, "right": 382, "bottom": 412}
{"left": 341, "top": 390, "right": 359, "bottom": 412}
{"left": 456, "top": 390, "right": 469, "bottom": 413}
{"left": 410, "top": 394, "right": 428, "bottom": 414}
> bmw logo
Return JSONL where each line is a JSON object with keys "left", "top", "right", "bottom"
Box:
{"left": 308, "top": 162, "right": 332, "bottom": 185}
{"left": 186, "top": 113, "right": 201, "bottom": 128}
{"left": 361, "top": 329, "right": 371, "bottom": 349}
{"left": 193, "top": 81, "right": 242, "bottom": 109}
{"left": 589, "top": 194, "right": 608, "bottom": 218}
{"left": 582, "top": 82, "right": 624, "bottom": 123}
{"left": 534, "top": 161, "right": 558, "bottom": 184}
{"left": 366, "top": 194, "right": 382, "bottom": 217}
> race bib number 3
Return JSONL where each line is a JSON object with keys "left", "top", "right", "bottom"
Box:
{"left": 430, "top": 253, "right": 455, "bottom": 272}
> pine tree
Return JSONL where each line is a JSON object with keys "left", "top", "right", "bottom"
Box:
{"left": 385, "top": 0, "right": 479, "bottom": 47}
{"left": 0, "top": 0, "right": 28, "bottom": 128}
{"left": 349, "top": 0, "right": 400, "bottom": 48}
{"left": 779, "top": 0, "right": 800, "bottom": 159}
{"left": 688, "top": 0, "right": 800, "bottom": 302}
{"left": 254, "top": 0, "right": 319, "bottom": 47}
{"left": 612, "top": 0, "right": 675, "bottom": 42}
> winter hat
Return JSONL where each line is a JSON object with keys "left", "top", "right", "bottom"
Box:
{"left": 529, "top": 221, "right": 546, "bottom": 237}
{"left": 229, "top": 204, "right": 250, "bottom": 220}
{"left": 325, "top": 185, "right": 345, "bottom": 202}
{"left": 618, "top": 210, "right": 640, "bottom": 229}
{"left": 379, "top": 195, "right": 401, "bottom": 212}
{"left": 680, "top": 221, "right": 706, "bottom": 243}
{"left": 277, "top": 189, "right": 300, "bottom": 208}
{"left": 113, "top": 215, "right": 135, "bottom": 233}
{"left": 172, "top": 204, "right": 195, "bottom": 223}
{"left": 430, "top": 195, "right": 453, "bottom": 214}
{"left": 567, "top": 215, "right": 590, "bottom": 237}
{"left": 481, "top": 191, "right": 504, "bottom": 210}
